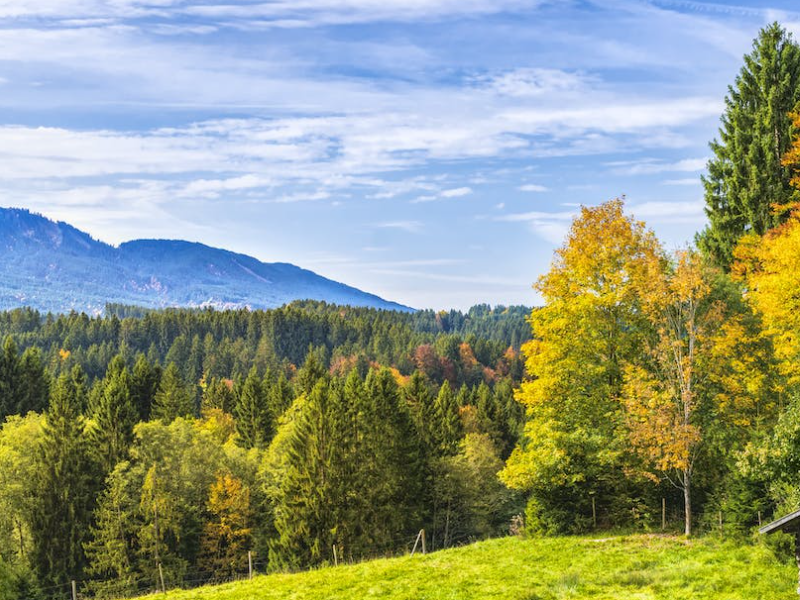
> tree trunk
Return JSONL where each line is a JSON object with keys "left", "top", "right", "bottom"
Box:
{"left": 683, "top": 469, "right": 692, "bottom": 537}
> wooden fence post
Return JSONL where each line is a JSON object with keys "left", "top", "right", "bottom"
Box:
{"left": 71, "top": 580, "right": 77, "bottom": 600}
{"left": 421, "top": 529, "right": 426, "bottom": 555}
{"left": 248, "top": 551, "right": 253, "bottom": 579}
{"left": 591, "top": 496, "right": 597, "bottom": 529}
{"left": 662, "top": 498, "right": 666, "bottom": 531}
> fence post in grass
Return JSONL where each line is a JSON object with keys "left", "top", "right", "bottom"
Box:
{"left": 333, "top": 544, "right": 338, "bottom": 567}
{"left": 421, "top": 529, "right": 427, "bottom": 555}
{"left": 591, "top": 496, "right": 597, "bottom": 529}
{"left": 249, "top": 551, "right": 253, "bottom": 579}
{"left": 758, "top": 511, "right": 762, "bottom": 527}
{"left": 718, "top": 511, "right": 723, "bottom": 534}
{"left": 158, "top": 562, "right": 166, "bottom": 594}
{"left": 71, "top": 580, "right": 77, "bottom": 600}
{"left": 662, "top": 498, "right": 666, "bottom": 531}
{"left": 411, "top": 530, "right": 422, "bottom": 556}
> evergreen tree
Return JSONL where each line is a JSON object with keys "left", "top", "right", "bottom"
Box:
{"left": 130, "top": 353, "right": 161, "bottom": 421}
{"left": 698, "top": 23, "right": 800, "bottom": 267}
{"left": 151, "top": 363, "right": 194, "bottom": 422}
{"left": 29, "top": 367, "right": 95, "bottom": 587}
{"left": 359, "top": 369, "right": 425, "bottom": 553}
{"left": 0, "top": 337, "right": 20, "bottom": 420}
{"left": 84, "top": 464, "right": 140, "bottom": 598}
{"left": 268, "top": 379, "right": 346, "bottom": 568}
{"left": 14, "top": 347, "right": 49, "bottom": 415}
{"left": 88, "top": 361, "right": 138, "bottom": 474}
{"left": 295, "top": 349, "right": 328, "bottom": 396}
{"left": 433, "top": 381, "right": 462, "bottom": 454}
{"left": 233, "top": 367, "right": 271, "bottom": 449}
{"left": 201, "top": 376, "right": 236, "bottom": 413}
{"left": 267, "top": 372, "right": 293, "bottom": 424}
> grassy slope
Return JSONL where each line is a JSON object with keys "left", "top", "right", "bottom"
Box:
{"left": 156, "top": 535, "right": 796, "bottom": 600}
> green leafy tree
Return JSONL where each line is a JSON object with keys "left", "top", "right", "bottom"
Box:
{"left": 698, "top": 22, "right": 800, "bottom": 267}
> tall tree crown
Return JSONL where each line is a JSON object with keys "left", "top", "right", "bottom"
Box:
{"left": 699, "top": 22, "right": 800, "bottom": 267}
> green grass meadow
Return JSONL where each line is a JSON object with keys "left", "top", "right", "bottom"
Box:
{"left": 152, "top": 534, "right": 797, "bottom": 600}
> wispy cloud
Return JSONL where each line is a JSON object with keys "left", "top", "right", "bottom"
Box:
{"left": 518, "top": 184, "right": 548, "bottom": 192}
{"left": 375, "top": 220, "right": 424, "bottom": 233}
{"left": 607, "top": 157, "right": 708, "bottom": 175}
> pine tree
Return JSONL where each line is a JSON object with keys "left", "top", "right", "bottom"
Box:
{"left": 0, "top": 337, "right": 21, "bottom": 420}
{"left": 267, "top": 371, "right": 293, "bottom": 424}
{"left": 698, "top": 23, "right": 800, "bottom": 267}
{"left": 88, "top": 361, "right": 138, "bottom": 474}
{"left": 15, "top": 346, "right": 49, "bottom": 415}
{"left": 201, "top": 376, "right": 236, "bottom": 413}
{"left": 84, "top": 464, "right": 140, "bottom": 598}
{"left": 433, "top": 381, "right": 461, "bottom": 454}
{"left": 269, "top": 379, "right": 344, "bottom": 568}
{"left": 29, "top": 367, "right": 96, "bottom": 587}
{"left": 295, "top": 349, "right": 328, "bottom": 396}
{"left": 130, "top": 353, "right": 161, "bottom": 421}
{"left": 358, "top": 369, "right": 424, "bottom": 553}
{"left": 151, "top": 363, "right": 194, "bottom": 422}
{"left": 233, "top": 367, "right": 270, "bottom": 449}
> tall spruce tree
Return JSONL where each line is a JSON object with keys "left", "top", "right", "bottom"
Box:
{"left": 130, "top": 353, "right": 161, "bottom": 421}
{"left": 18, "top": 347, "right": 49, "bottom": 415}
{"left": 0, "top": 337, "right": 21, "bottom": 420}
{"left": 698, "top": 23, "right": 800, "bottom": 267}
{"left": 268, "top": 378, "right": 346, "bottom": 568}
{"left": 89, "top": 359, "right": 138, "bottom": 474}
{"left": 233, "top": 367, "right": 271, "bottom": 449}
{"left": 433, "top": 381, "right": 461, "bottom": 454}
{"left": 29, "top": 367, "right": 96, "bottom": 587}
{"left": 152, "top": 363, "right": 194, "bottom": 422}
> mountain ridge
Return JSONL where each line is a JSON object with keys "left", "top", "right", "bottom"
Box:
{"left": 0, "top": 207, "right": 412, "bottom": 314}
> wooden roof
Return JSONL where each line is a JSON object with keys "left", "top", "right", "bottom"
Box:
{"left": 760, "top": 509, "right": 800, "bottom": 535}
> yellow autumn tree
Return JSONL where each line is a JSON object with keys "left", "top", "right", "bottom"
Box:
{"left": 501, "top": 199, "right": 663, "bottom": 533}
{"left": 198, "top": 473, "right": 252, "bottom": 580}
{"left": 733, "top": 210, "right": 800, "bottom": 389}
{"left": 623, "top": 250, "right": 721, "bottom": 536}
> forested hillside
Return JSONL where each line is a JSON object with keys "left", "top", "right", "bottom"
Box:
{"left": 0, "top": 302, "right": 529, "bottom": 598}
{"left": 11, "top": 19, "right": 800, "bottom": 600}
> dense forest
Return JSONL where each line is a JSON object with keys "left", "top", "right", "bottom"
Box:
{"left": 7, "top": 20, "right": 800, "bottom": 600}
{"left": 0, "top": 302, "right": 529, "bottom": 598}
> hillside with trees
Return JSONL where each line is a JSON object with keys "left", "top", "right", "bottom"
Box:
{"left": 8, "top": 20, "right": 800, "bottom": 600}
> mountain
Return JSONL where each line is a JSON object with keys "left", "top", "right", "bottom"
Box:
{"left": 0, "top": 208, "right": 412, "bottom": 313}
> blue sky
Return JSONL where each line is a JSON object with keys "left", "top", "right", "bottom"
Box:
{"left": 0, "top": 0, "right": 798, "bottom": 309}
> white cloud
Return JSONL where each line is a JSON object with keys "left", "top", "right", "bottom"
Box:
{"left": 475, "top": 68, "right": 591, "bottom": 98}
{"left": 607, "top": 157, "right": 708, "bottom": 175}
{"left": 518, "top": 184, "right": 548, "bottom": 192}
{"left": 0, "top": 0, "right": 537, "bottom": 25}
{"left": 440, "top": 186, "right": 472, "bottom": 198}
{"left": 628, "top": 200, "right": 705, "bottom": 224}
{"left": 375, "top": 220, "right": 424, "bottom": 233}
{"left": 493, "top": 209, "right": 575, "bottom": 244}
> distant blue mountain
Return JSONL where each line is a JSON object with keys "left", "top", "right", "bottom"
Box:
{"left": 0, "top": 208, "right": 412, "bottom": 314}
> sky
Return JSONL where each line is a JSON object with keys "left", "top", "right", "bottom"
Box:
{"left": 1, "top": 0, "right": 799, "bottom": 310}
